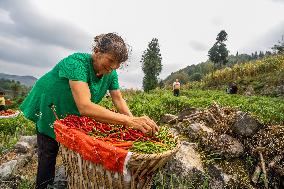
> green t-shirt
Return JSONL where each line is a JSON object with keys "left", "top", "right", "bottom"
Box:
{"left": 20, "top": 53, "right": 120, "bottom": 139}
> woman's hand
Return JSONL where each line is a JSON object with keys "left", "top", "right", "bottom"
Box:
{"left": 125, "top": 116, "right": 159, "bottom": 135}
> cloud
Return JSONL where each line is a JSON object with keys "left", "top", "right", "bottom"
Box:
{"left": 0, "top": 1, "right": 92, "bottom": 50}
{"left": 0, "top": 36, "right": 72, "bottom": 68}
{"left": 242, "top": 21, "right": 284, "bottom": 52}
{"left": 270, "top": 0, "right": 284, "bottom": 2}
{"left": 188, "top": 40, "right": 208, "bottom": 52}
{"left": 0, "top": 0, "right": 93, "bottom": 72}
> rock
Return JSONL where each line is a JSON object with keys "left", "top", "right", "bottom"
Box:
{"left": 244, "top": 86, "right": 255, "bottom": 96}
{"left": 153, "top": 141, "right": 207, "bottom": 188}
{"left": 172, "top": 121, "right": 187, "bottom": 134}
{"left": 15, "top": 154, "right": 32, "bottom": 170}
{"left": 53, "top": 165, "right": 67, "bottom": 189}
{"left": 261, "top": 85, "right": 284, "bottom": 97}
{"left": 159, "top": 114, "right": 178, "bottom": 124}
{"left": 207, "top": 164, "right": 237, "bottom": 189}
{"left": 0, "top": 160, "right": 17, "bottom": 180}
{"left": 177, "top": 107, "right": 199, "bottom": 121}
{"left": 169, "top": 128, "right": 180, "bottom": 138}
{"left": 183, "top": 122, "right": 244, "bottom": 158}
{"left": 14, "top": 135, "right": 37, "bottom": 153}
{"left": 232, "top": 111, "right": 262, "bottom": 137}
{"left": 18, "top": 136, "right": 37, "bottom": 148}
{"left": 212, "top": 134, "right": 244, "bottom": 158}
{"left": 14, "top": 142, "right": 31, "bottom": 153}
{"left": 182, "top": 122, "right": 214, "bottom": 140}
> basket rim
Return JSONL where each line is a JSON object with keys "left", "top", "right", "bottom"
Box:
{"left": 129, "top": 138, "right": 181, "bottom": 159}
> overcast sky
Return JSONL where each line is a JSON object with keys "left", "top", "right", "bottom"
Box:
{"left": 0, "top": 0, "right": 284, "bottom": 89}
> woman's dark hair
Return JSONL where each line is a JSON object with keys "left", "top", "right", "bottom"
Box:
{"left": 92, "top": 33, "right": 129, "bottom": 63}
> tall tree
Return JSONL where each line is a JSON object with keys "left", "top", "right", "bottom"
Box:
{"left": 10, "top": 82, "right": 21, "bottom": 98}
{"left": 141, "top": 38, "right": 162, "bottom": 92}
{"left": 272, "top": 35, "right": 284, "bottom": 54}
{"left": 208, "top": 30, "right": 229, "bottom": 69}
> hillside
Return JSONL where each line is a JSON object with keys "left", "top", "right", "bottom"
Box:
{"left": 0, "top": 73, "right": 37, "bottom": 87}
{"left": 163, "top": 54, "right": 284, "bottom": 97}
{"left": 201, "top": 55, "right": 284, "bottom": 97}
{"left": 163, "top": 53, "right": 267, "bottom": 86}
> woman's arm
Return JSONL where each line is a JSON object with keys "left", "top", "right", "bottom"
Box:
{"left": 69, "top": 80, "right": 158, "bottom": 133}
{"left": 109, "top": 90, "right": 133, "bottom": 117}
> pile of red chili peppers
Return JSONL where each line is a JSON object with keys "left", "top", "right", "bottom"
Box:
{"left": 59, "top": 115, "right": 161, "bottom": 150}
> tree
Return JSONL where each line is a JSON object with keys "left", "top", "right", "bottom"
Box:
{"left": 259, "top": 51, "right": 264, "bottom": 59}
{"left": 158, "top": 79, "right": 165, "bottom": 89}
{"left": 189, "top": 73, "right": 202, "bottom": 81}
{"left": 265, "top": 51, "right": 272, "bottom": 56}
{"left": 208, "top": 30, "right": 229, "bottom": 70}
{"left": 272, "top": 35, "right": 284, "bottom": 54}
{"left": 141, "top": 38, "right": 162, "bottom": 92}
{"left": 10, "top": 82, "right": 21, "bottom": 98}
{"left": 216, "top": 30, "right": 228, "bottom": 42}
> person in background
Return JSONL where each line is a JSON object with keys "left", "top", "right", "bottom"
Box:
{"left": 20, "top": 33, "right": 159, "bottom": 189}
{"left": 227, "top": 82, "right": 238, "bottom": 94}
{"left": 0, "top": 91, "right": 6, "bottom": 111}
{"left": 172, "top": 79, "right": 181, "bottom": 97}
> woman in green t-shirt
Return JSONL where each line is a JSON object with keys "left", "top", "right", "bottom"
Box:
{"left": 20, "top": 33, "right": 159, "bottom": 189}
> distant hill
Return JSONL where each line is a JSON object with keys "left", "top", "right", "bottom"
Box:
{"left": 201, "top": 55, "right": 284, "bottom": 97}
{"left": 0, "top": 73, "right": 37, "bottom": 87}
{"left": 163, "top": 53, "right": 269, "bottom": 85}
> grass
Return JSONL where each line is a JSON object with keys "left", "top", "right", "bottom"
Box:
{"left": 0, "top": 114, "right": 35, "bottom": 154}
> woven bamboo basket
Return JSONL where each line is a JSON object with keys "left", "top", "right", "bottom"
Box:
{"left": 59, "top": 137, "right": 180, "bottom": 189}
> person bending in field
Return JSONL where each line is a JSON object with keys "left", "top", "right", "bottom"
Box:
{"left": 172, "top": 79, "right": 181, "bottom": 97}
{"left": 227, "top": 82, "right": 238, "bottom": 94}
{"left": 20, "top": 33, "right": 159, "bottom": 189}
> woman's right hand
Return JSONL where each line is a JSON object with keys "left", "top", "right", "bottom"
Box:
{"left": 125, "top": 116, "right": 159, "bottom": 135}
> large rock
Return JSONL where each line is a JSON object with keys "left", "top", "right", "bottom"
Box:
{"left": 208, "top": 134, "right": 244, "bottom": 158}
{"left": 177, "top": 107, "right": 199, "bottom": 121}
{"left": 159, "top": 114, "right": 178, "bottom": 124}
{"left": 207, "top": 164, "right": 239, "bottom": 189}
{"left": 182, "top": 121, "right": 244, "bottom": 158}
{"left": 18, "top": 136, "right": 37, "bottom": 147}
{"left": 14, "top": 135, "right": 37, "bottom": 153}
{"left": 0, "top": 160, "right": 17, "bottom": 180}
{"left": 153, "top": 141, "right": 207, "bottom": 188}
{"left": 232, "top": 111, "right": 262, "bottom": 137}
{"left": 14, "top": 142, "right": 30, "bottom": 153}
{"left": 152, "top": 142, "right": 240, "bottom": 189}
{"left": 15, "top": 154, "right": 33, "bottom": 170}
{"left": 53, "top": 165, "right": 67, "bottom": 189}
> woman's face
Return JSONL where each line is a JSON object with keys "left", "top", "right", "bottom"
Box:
{"left": 93, "top": 51, "right": 120, "bottom": 75}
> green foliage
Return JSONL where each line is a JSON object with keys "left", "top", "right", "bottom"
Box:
{"left": 271, "top": 36, "right": 284, "bottom": 54}
{"left": 163, "top": 52, "right": 267, "bottom": 87}
{"left": 18, "top": 179, "right": 34, "bottom": 189}
{"left": 101, "top": 89, "right": 284, "bottom": 125}
{"left": 0, "top": 114, "right": 35, "bottom": 154}
{"left": 0, "top": 78, "right": 30, "bottom": 99}
{"left": 208, "top": 30, "right": 229, "bottom": 69}
{"left": 189, "top": 72, "right": 202, "bottom": 81}
{"left": 141, "top": 38, "right": 162, "bottom": 92}
{"left": 158, "top": 79, "right": 165, "bottom": 89}
{"left": 202, "top": 55, "right": 284, "bottom": 96}
{"left": 216, "top": 30, "right": 228, "bottom": 42}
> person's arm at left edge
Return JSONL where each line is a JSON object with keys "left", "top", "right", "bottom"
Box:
{"left": 110, "top": 90, "right": 133, "bottom": 117}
